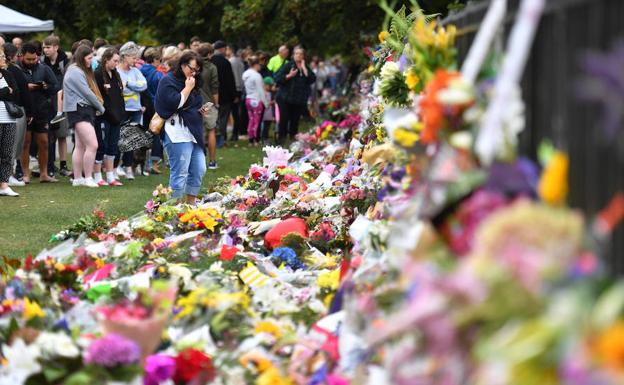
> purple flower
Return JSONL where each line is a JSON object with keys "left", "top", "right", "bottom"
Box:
{"left": 84, "top": 334, "right": 141, "bottom": 367}
{"left": 144, "top": 354, "right": 176, "bottom": 385}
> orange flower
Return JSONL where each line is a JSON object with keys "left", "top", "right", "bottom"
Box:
{"left": 594, "top": 322, "right": 624, "bottom": 371}
{"left": 419, "top": 69, "right": 461, "bottom": 144}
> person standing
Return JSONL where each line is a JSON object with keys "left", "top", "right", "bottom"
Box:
{"left": 226, "top": 45, "right": 245, "bottom": 142}
{"left": 42, "top": 35, "right": 71, "bottom": 178}
{"left": 94, "top": 48, "right": 125, "bottom": 186}
{"left": 140, "top": 47, "right": 165, "bottom": 175}
{"left": 155, "top": 51, "right": 207, "bottom": 204}
{"left": 274, "top": 46, "right": 315, "bottom": 144}
{"left": 210, "top": 40, "right": 236, "bottom": 148}
{"left": 0, "top": 46, "right": 21, "bottom": 196}
{"left": 18, "top": 42, "right": 58, "bottom": 183}
{"left": 3, "top": 43, "right": 31, "bottom": 187}
{"left": 197, "top": 43, "right": 219, "bottom": 170}
{"left": 267, "top": 45, "right": 290, "bottom": 74}
{"left": 63, "top": 45, "right": 105, "bottom": 188}
{"left": 116, "top": 42, "right": 147, "bottom": 180}
{"left": 242, "top": 56, "right": 268, "bottom": 146}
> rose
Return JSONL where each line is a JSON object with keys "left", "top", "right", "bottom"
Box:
{"left": 173, "top": 348, "right": 215, "bottom": 384}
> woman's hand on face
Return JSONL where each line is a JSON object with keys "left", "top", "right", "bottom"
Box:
{"left": 185, "top": 76, "right": 196, "bottom": 89}
{"left": 287, "top": 67, "right": 298, "bottom": 79}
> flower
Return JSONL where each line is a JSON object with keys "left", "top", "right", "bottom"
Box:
{"left": 378, "top": 30, "right": 389, "bottom": 43}
{"left": 84, "top": 334, "right": 141, "bottom": 367}
{"left": 317, "top": 269, "right": 340, "bottom": 291}
{"left": 405, "top": 70, "right": 420, "bottom": 91}
{"left": 1, "top": 339, "right": 41, "bottom": 383}
{"left": 263, "top": 146, "right": 293, "bottom": 169}
{"left": 23, "top": 297, "right": 45, "bottom": 321}
{"left": 593, "top": 322, "right": 624, "bottom": 371}
{"left": 271, "top": 247, "right": 305, "bottom": 270}
{"left": 173, "top": 348, "right": 215, "bottom": 384}
{"left": 538, "top": 150, "right": 569, "bottom": 206}
{"left": 144, "top": 354, "right": 176, "bottom": 385}
{"left": 255, "top": 320, "right": 282, "bottom": 339}
{"left": 34, "top": 331, "right": 79, "bottom": 358}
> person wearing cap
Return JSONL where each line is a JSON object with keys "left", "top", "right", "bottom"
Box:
{"left": 210, "top": 40, "right": 236, "bottom": 147}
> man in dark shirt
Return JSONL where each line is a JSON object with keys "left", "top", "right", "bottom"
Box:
{"left": 19, "top": 43, "right": 58, "bottom": 183}
{"left": 210, "top": 40, "right": 236, "bottom": 147}
{"left": 42, "top": 35, "right": 71, "bottom": 177}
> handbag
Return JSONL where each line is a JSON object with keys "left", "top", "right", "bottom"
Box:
{"left": 149, "top": 112, "right": 165, "bottom": 135}
{"left": 118, "top": 121, "right": 154, "bottom": 153}
{"left": 202, "top": 102, "right": 218, "bottom": 129}
{"left": 4, "top": 101, "right": 24, "bottom": 118}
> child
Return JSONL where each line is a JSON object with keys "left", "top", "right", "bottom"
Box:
{"left": 261, "top": 77, "right": 276, "bottom": 145}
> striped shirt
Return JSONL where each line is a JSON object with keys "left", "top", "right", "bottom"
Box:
{"left": 0, "top": 76, "right": 16, "bottom": 124}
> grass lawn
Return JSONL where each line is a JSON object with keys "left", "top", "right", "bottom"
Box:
{"left": 0, "top": 141, "right": 264, "bottom": 259}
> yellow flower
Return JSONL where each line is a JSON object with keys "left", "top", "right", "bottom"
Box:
{"left": 317, "top": 269, "right": 340, "bottom": 290}
{"left": 594, "top": 321, "right": 624, "bottom": 371}
{"left": 158, "top": 266, "right": 166, "bottom": 274}
{"left": 23, "top": 298, "right": 45, "bottom": 321}
{"left": 54, "top": 262, "right": 65, "bottom": 272}
{"left": 94, "top": 258, "right": 105, "bottom": 269}
{"left": 257, "top": 365, "right": 293, "bottom": 385}
{"left": 538, "top": 151, "right": 569, "bottom": 205}
{"left": 201, "top": 217, "right": 219, "bottom": 232}
{"left": 405, "top": 71, "right": 420, "bottom": 90}
{"left": 378, "top": 30, "right": 389, "bottom": 43}
{"left": 255, "top": 320, "right": 282, "bottom": 339}
{"left": 393, "top": 127, "right": 420, "bottom": 147}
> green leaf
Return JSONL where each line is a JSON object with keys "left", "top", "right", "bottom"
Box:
{"left": 43, "top": 365, "right": 68, "bottom": 382}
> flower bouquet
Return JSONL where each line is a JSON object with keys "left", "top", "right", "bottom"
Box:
{"left": 97, "top": 281, "right": 176, "bottom": 361}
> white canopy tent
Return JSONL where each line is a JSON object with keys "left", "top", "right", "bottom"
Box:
{"left": 0, "top": 5, "right": 54, "bottom": 33}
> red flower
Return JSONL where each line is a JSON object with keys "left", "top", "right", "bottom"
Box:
{"left": 24, "top": 255, "right": 34, "bottom": 271}
{"left": 173, "top": 348, "right": 215, "bottom": 384}
{"left": 220, "top": 245, "right": 238, "bottom": 261}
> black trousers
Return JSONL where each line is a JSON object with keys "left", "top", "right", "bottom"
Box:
{"left": 277, "top": 101, "right": 306, "bottom": 143}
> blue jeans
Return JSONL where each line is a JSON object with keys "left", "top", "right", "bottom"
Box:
{"left": 95, "top": 117, "right": 120, "bottom": 161}
{"left": 163, "top": 132, "right": 206, "bottom": 198}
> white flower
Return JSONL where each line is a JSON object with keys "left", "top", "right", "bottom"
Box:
{"left": 380, "top": 61, "right": 400, "bottom": 81}
{"left": 436, "top": 77, "right": 474, "bottom": 105}
{"left": 309, "top": 299, "right": 327, "bottom": 313}
{"left": 1, "top": 339, "right": 41, "bottom": 383}
{"left": 34, "top": 331, "right": 80, "bottom": 358}
{"left": 209, "top": 261, "right": 225, "bottom": 273}
{"left": 168, "top": 264, "right": 195, "bottom": 290}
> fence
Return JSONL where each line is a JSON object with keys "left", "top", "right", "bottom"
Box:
{"left": 443, "top": 0, "right": 624, "bottom": 273}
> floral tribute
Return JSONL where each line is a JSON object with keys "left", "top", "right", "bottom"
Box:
{"left": 0, "top": 6, "right": 623, "bottom": 385}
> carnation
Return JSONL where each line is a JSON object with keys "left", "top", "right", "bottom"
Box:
{"left": 84, "top": 334, "right": 141, "bottom": 367}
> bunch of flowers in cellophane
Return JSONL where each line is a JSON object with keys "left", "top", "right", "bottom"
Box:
{"left": 96, "top": 280, "right": 176, "bottom": 361}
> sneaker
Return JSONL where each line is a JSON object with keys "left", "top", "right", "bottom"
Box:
{"left": 59, "top": 167, "right": 71, "bottom": 177}
{"left": 72, "top": 178, "right": 84, "bottom": 187}
{"left": 83, "top": 179, "right": 99, "bottom": 188}
{"left": 108, "top": 179, "right": 123, "bottom": 187}
{"left": 97, "top": 180, "right": 109, "bottom": 187}
{"left": 8, "top": 176, "right": 25, "bottom": 187}
{"left": 116, "top": 166, "right": 126, "bottom": 177}
{"left": 208, "top": 161, "right": 218, "bottom": 170}
{"left": 125, "top": 167, "right": 135, "bottom": 180}
{"left": 50, "top": 112, "right": 66, "bottom": 125}
{"left": 150, "top": 162, "right": 162, "bottom": 175}
{"left": 0, "top": 187, "right": 19, "bottom": 197}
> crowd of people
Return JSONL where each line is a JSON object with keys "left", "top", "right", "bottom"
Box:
{"left": 0, "top": 33, "right": 350, "bottom": 198}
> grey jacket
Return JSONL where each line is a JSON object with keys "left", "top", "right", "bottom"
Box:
{"left": 62, "top": 64, "right": 105, "bottom": 113}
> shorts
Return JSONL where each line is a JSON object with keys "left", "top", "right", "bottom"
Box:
{"left": 67, "top": 104, "right": 95, "bottom": 128}
{"left": 27, "top": 119, "right": 49, "bottom": 133}
{"left": 51, "top": 118, "right": 70, "bottom": 138}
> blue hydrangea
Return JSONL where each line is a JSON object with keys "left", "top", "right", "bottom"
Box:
{"left": 271, "top": 247, "right": 305, "bottom": 270}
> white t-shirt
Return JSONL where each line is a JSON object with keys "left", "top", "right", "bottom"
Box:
{"left": 164, "top": 93, "right": 196, "bottom": 143}
{"left": 0, "top": 76, "right": 16, "bottom": 124}
{"left": 242, "top": 68, "right": 268, "bottom": 107}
